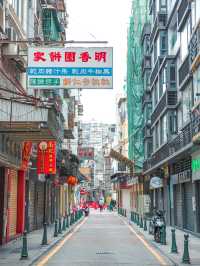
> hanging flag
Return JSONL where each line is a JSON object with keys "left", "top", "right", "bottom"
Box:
{"left": 21, "top": 142, "right": 32, "bottom": 171}
{"left": 37, "top": 141, "right": 56, "bottom": 174}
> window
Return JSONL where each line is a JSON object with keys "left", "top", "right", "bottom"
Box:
{"left": 160, "top": 31, "right": 167, "bottom": 56}
{"left": 169, "top": 64, "right": 176, "bottom": 89}
{"left": 160, "top": 115, "right": 167, "bottom": 144}
{"left": 180, "top": 17, "right": 191, "bottom": 62}
{"left": 193, "top": 66, "right": 200, "bottom": 105}
{"left": 191, "top": 0, "right": 200, "bottom": 30}
{"left": 169, "top": 111, "right": 177, "bottom": 134}
{"left": 182, "top": 83, "right": 192, "bottom": 124}
{"left": 160, "top": 66, "right": 167, "bottom": 97}
{"left": 155, "top": 122, "right": 159, "bottom": 149}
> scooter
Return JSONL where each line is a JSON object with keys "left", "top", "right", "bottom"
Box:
{"left": 151, "top": 210, "right": 165, "bottom": 243}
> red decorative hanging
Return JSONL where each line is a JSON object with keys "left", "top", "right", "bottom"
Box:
{"left": 66, "top": 176, "right": 77, "bottom": 186}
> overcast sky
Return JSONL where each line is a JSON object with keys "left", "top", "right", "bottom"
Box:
{"left": 66, "top": 0, "right": 131, "bottom": 123}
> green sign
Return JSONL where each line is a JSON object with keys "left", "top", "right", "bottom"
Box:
{"left": 29, "top": 78, "right": 60, "bottom": 86}
{"left": 192, "top": 158, "right": 200, "bottom": 172}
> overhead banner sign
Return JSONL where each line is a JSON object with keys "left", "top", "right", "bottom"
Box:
{"left": 37, "top": 141, "right": 56, "bottom": 175}
{"left": 27, "top": 47, "right": 113, "bottom": 89}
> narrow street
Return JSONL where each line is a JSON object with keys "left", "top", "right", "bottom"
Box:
{"left": 36, "top": 211, "right": 172, "bottom": 266}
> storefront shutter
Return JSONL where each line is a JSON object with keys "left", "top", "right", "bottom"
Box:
{"left": 183, "top": 182, "right": 194, "bottom": 231}
{"left": 9, "top": 170, "right": 18, "bottom": 237}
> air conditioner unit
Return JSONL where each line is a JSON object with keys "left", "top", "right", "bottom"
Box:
{"left": 3, "top": 27, "right": 18, "bottom": 57}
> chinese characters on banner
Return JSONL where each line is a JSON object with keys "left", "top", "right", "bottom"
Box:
{"left": 78, "top": 147, "right": 94, "bottom": 160}
{"left": 21, "top": 142, "right": 32, "bottom": 171}
{"left": 27, "top": 47, "right": 113, "bottom": 89}
{"left": 37, "top": 141, "right": 56, "bottom": 174}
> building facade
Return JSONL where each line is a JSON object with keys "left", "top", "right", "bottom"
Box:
{"left": 142, "top": 0, "right": 200, "bottom": 233}
{"left": 0, "top": 0, "right": 83, "bottom": 245}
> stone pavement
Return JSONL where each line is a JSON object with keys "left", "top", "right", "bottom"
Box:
{"left": 0, "top": 217, "right": 83, "bottom": 266}
{"left": 124, "top": 213, "right": 200, "bottom": 265}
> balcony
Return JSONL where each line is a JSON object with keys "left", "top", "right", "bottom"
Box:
{"left": 141, "top": 23, "right": 151, "bottom": 44}
{"left": 177, "top": 0, "right": 191, "bottom": 31}
{"left": 142, "top": 92, "right": 151, "bottom": 109}
{"left": 143, "top": 122, "right": 192, "bottom": 172}
{"left": 192, "top": 102, "right": 200, "bottom": 144}
{"left": 143, "top": 124, "right": 152, "bottom": 139}
{"left": 150, "top": 56, "right": 164, "bottom": 86}
{"left": 142, "top": 55, "right": 151, "bottom": 75}
{"left": 178, "top": 55, "right": 190, "bottom": 88}
{"left": 0, "top": 134, "right": 21, "bottom": 168}
{"left": 150, "top": 12, "right": 167, "bottom": 47}
{"left": 189, "top": 22, "right": 200, "bottom": 72}
{"left": 0, "top": 98, "right": 63, "bottom": 141}
{"left": 151, "top": 90, "right": 177, "bottom": 125}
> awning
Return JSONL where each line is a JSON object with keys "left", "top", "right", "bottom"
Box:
{"left": 150, "top": 176, "right": 163, "bottom": 189}
{"left": 0, "top": 98, "right": 62, "bottom": 141}
{"left": 109, "top": 148, "right": 134, "bottom": 173}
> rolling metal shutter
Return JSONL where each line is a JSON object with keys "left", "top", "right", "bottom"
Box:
{"left": 183, "top": 182, "right": 194, "bottom": 231}
{"left": 28, "top": 180, "right": 36, "bottom": 231}
{"left": 35, "top": 182, "right": 44, "bottom": 229}
{"left": 9, "top": 170, "right": 18, "bottom": 237}
{"left": 174, "top": 184, "right": 182, "bottom": 227}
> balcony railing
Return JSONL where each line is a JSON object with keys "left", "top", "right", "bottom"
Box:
{"left": 141, "top": 23, "right": 151, "bottom": 44}
{"left": 151, "top": 92, "right": 167, "bottom": 125}
{"left": 144, "top": 122, "right": 192, "bottom": 172}
{"left": 0, "top": 134, "right": 22, "bottom": 167}
{"left": 150, "top": 12, "right": 167, "bottom": 46}
{"left": 178, "top": 0, "right": 191, "bottom": 30}
{"left": 179, "top": 55, "right": 190, "bottom": 87}
{"left": 142, "top": 92, "right": 151, "bottom": 106}
{"left": 142, "top": 55, "right": 151, "bottom": 74}
{"left": 151, "top": 90, "right": 177, "bottom": 125}
{"left": 189, "top": 22, "right": 200, "bottom": 70}
{"left": 150, "top": 56, "right": 164, "bottom": 86}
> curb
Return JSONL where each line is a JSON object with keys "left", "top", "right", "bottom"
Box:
{"left": 28, "top": 217, "right": 85, "bottom": 266}
{"left": 118, "top": 215, "right": 178, "bottom": 266}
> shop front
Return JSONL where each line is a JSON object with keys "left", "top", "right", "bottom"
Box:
{"left": 171, "top": 167, "right": 194, "bottom": 232}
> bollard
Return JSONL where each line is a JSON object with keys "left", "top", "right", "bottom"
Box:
{"left": 134, "top": 213, "right": 136, "bottom": 223}
{"left": 182, "top": 234, "right": 190, "bottom": 264}
{"left": 54, "top": 220, "right": 58, "bottom": 237}
{"left": 137, "top": 214, "right": 140, "bottom": 226}
{"left": 144, "top": 218, "right": 147, "bottom": 231}
{"left": 149, "top": 220, "right": 152, "bottom": 235}
{"left": 161, "top": 225, "right": 166, "bottom": 245}
{"left": 160, "top": 226, "right": 163, "bottom": 244}
{"left": 58, "top": 217, "right": 62, "bottom": 234}
{"left": 20, "top": 231, "right": 28, "bottom": 259}
{"left": 66, "top": 215, "right": 69, "bottom": 228}
{"left": 171, "top": 229, "right": 178, "bottom": 253}
{"left": 62, "top": 216, "right": 66, "bottom": 231}
{"left": 41, "top": 223, "right": 48, "bottom": 245}
{"left": 140, "top": 217, "right": 143, "bottom": 228}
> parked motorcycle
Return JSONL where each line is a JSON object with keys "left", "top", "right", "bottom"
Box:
{"left": 151, "top": 210, "right": 165, "bottom": 243}
{"left": 84, "top": 206, "right": 89, "bottom": 217}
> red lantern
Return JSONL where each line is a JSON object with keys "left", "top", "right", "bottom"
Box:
{"left": 66, "top": 176, "right": 77, "bottom": 186}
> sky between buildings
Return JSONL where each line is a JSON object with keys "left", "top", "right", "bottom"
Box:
{"left": 66, "top": 0, "right": 131, "bottom": 123}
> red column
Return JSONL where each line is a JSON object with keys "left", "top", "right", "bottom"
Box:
{"left": 17, "top": 170, "right": 25, "bottom": 234}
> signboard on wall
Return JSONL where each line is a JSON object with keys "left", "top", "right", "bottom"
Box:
{"left": 28, "top": 47, "right": 113, "bottom": 89}
{"left": 78, "top": 147, "right": 94, "bottom": 160}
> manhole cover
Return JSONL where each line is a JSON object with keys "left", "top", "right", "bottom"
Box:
{"left": 96, "top": 252, "right": 114, "bottom": 255}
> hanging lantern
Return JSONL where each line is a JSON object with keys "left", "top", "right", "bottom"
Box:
{"left": 66, "top": 175, "right": 77, "bottom": 186}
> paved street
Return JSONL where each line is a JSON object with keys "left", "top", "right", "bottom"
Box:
{"left": 36, "top": 211, "right": 172, "bottom": 266}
